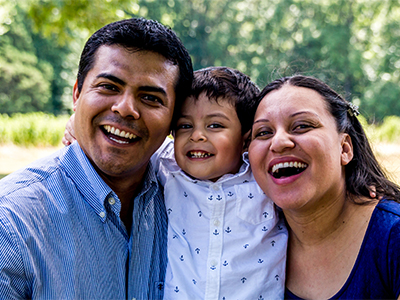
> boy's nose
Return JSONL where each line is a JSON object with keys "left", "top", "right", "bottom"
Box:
{"left": 190, "top": 128, "right": 207, "bottom": 142}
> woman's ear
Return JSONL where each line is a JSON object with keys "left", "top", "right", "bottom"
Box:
{"left": 341, "top": 133, "right": 354, "bottom": 166}
{"left": 242, "top": 130, "right": 251, "bottom": 153}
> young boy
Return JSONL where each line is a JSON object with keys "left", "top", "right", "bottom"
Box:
{"left": 63, "top": 67, "right": 288, "bottom": 300}
{"left": 154, "top": 67, "right": 287, "bottom": 300}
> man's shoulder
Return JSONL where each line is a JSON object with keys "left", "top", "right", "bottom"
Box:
{"left": 0, "top": 148, "right": 67, "bottom": 198}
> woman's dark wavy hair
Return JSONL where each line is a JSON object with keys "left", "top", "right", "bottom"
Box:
{"left": 178, "top": 66, "right": 260, "bottom": 135}
{"left": 253, "top": 75, "right": 400, "bottom": 202}
{"left": 77, "top": 17, "right": 193, "bottom": 125}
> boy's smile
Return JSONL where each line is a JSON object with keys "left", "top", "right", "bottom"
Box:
{"left": 174, "top": 93, "right": 246, "bottom": 182}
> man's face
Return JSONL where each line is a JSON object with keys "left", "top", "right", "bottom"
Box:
{"left": 73, "top": 45, "right": 178, "bottom": 183}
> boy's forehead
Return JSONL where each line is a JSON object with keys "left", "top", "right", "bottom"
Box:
{"left": 182, "top": 93, "right": 237, "bottom": 111}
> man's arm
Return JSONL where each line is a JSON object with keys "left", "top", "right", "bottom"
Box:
{"left": 62, "top": 114, "right": 76, "bottom": 146}
{"left": 0, "top": 217, "right": 28, "bottom": 299}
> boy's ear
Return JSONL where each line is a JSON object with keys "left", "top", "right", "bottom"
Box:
{"left": 242, "top": 130, "right": 251, "bottom": 153}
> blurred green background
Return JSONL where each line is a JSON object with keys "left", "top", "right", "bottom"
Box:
{"left": 1, "top": 0, "right": 400, "bottom": 122}
{"left": 0, "top": 0, "right": 399, "bottom": 182}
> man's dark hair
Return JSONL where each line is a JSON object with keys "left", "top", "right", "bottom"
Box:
{"left": 77, "top": 18, "right": 193, "bottom": 117}
{"left": 254, "top": 75, "right": 400, "bottom": 202}
{"left": 182, "top": 66, "right": 260, "bottom": 135}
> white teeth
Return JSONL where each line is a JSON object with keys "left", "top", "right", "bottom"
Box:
{"left": 189, "top": 151, "right": 212, "bottom": 158}
{"left": 103, "top": 125, "right": 137, "bottom": 140}
{"left": 272, "top": 161, "right": 308, "bottom": 173}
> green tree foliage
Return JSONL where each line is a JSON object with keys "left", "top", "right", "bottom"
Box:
{"left": 3, "top": 0, "right": 400, "bottom": 122}
{"left": 0, "top": 0, "right": 74, "bottom": 115}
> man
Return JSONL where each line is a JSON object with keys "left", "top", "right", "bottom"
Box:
{"left": 0, "top": 18, "right": 193, "bottom": 299}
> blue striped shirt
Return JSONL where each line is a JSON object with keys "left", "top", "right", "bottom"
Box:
{"left": 0, "top": 142, "right": 167, "bottom": 299}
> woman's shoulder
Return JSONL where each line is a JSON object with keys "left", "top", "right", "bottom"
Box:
{"left": 376, "top": 199, "right": 400, "bottom": 215}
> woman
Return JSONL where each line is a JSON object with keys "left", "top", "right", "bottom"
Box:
{"left": 248, "top": 75, "right": 400, "bottom": 299}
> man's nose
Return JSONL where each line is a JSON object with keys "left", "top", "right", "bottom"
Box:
{"left": 111, "top": 93, "right": 140, "bottom": 119}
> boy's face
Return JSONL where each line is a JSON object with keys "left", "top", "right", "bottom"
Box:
{"left": 174, "top": 93, "right": 246, "bottom": 182}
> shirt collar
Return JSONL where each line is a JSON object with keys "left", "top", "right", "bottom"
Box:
{"left": 60, "top": 142, "right": 113, "bottom": 221}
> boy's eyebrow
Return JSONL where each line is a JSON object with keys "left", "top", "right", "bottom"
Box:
{"left": 178, "top": 113, "right": 231, "bottom": 120}
{"left": 96, "top": 73, "right": 167, "bottom": 96}
{"left": 206, "top": 113, "right": 231, "bottom": 120}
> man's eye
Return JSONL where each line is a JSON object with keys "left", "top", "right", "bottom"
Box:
{"left": 142, "top": 95, "right": 163, "bottom": 105}
{"left": 100, "top": 84, "right": 119, "bottom": 92}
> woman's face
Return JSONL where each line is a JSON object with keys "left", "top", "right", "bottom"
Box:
{"left": 248, "top": 84, "right": 353, "bottom": 213}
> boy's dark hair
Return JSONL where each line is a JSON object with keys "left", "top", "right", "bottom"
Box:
{"left": 254, "top": 75, "right": 400, "bottom": 202}
{"left": 185, "top": 66, "right": 260, "bottom": 135}
{"left": 77, "top": 18, "right": 193, "bottom": 118}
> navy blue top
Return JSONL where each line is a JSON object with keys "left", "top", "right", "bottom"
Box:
{"left": 285, "top": 200, "right": 400, "bottom": 299}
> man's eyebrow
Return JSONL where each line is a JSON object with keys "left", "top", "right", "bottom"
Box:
{"left": 96, "top": 73, "right": 126, "bottom": 86}
{"left": 138, "top": 86, "right": 167, "bottom": 96}
{"left": 96, "top": 73, "right": 167, "bottom": 96}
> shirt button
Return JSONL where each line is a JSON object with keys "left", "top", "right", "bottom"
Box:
{"left": 99, "top": 211, "right": 105, "bottom": 218}
{"left": 108, "top": 197, "right": 116, "bottom": 205}
{"left": 212, "top": 185, "right": 219, "bottom": 191}
{"left": 214, "top": 219, "right": 220, "bottom": 226}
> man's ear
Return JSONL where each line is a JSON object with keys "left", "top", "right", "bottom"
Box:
{"left": 242, "top": 130, "right": 251, "bottom": 153}
{"left": 72, "top": 80, "right": 80, "bottom": 112}
{"left": 341, "top": 133, "right": 354, "bottom": 166}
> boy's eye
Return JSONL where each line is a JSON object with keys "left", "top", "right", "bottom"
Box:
{"left": 176, "top": 123, "right": 192, "bottom": 130}
{"left": 208, "top": 123, "right": 224, "bottom": 129}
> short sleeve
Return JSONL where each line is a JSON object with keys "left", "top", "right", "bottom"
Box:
{"left": 0, "top": 214, "right": 28, "bottom": 299}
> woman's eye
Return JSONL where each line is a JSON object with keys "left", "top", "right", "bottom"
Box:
{"left": 293, "top": 123, "right": 314, "bottom": 131}
{"left": 253, "top": 129, "right": 273, "bottom": 138}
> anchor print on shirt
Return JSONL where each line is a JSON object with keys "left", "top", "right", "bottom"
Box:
{"left": 183, "top": 191, "right": 188, "bottom": 197}
{"left": 195, "top": 248, "right": 200, "bottom": 254}
{"left": 248, "top": 193, "right": 254, "bottom": 199}
{"left": 225, "top": 227, "right": 232, "bottom": 233}
{"left": 216, "top": 195, "right": 222, "bottom": 201}
{"left": 227, "top": 191, "right": 234, "bottom": 197}
{"left": 223, "top": 260, "right": 228, "bottom": 266}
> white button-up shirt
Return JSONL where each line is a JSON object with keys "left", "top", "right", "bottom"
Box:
{"left": 154, "top": 139, "right": 288, "bottom": 300}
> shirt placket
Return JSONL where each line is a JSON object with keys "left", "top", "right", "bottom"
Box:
{"left": 204, "top": 183, "right": 226, "bottom": 300}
